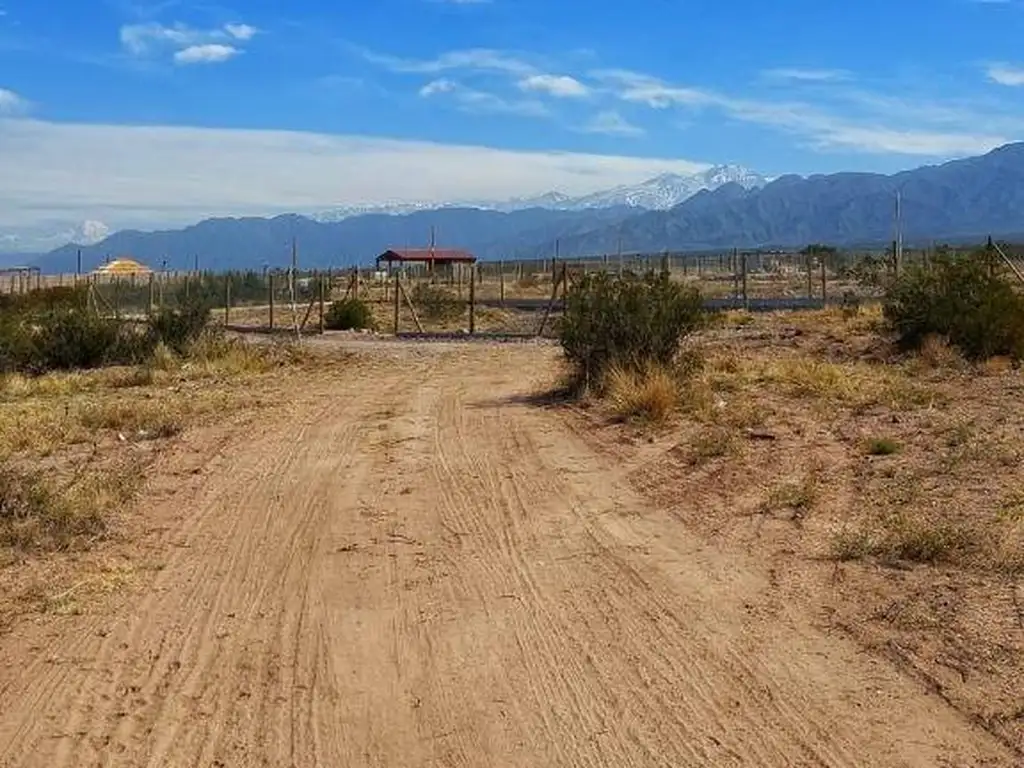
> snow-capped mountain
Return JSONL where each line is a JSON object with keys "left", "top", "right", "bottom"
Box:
{"left": 0, "top": 219, "right": 111, "bottom": 253}
{"left": 565, "top": 165, "right": 767, "bottom": 211}
{"left": 310, "top": 200, "right": 442, "bottom": 223}
{"left": 309, "top": 164, "right": 767, "bottom": 222}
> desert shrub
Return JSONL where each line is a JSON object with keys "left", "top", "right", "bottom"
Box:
{"left": 410, "top": 283, "right": 463, "bottom": 323}
{"left": 32, "top": 308, "right": 140, "bottom": 370}
{"left": 147, "top": 297, "right": 212, "bottom": 354}
{"left": 883, "top": 252, "right": 1024, "bottom": 361}
{"left": 559, "top": 270, "right": 705, "bottom": 392}
{"left": 0, "top": 318, "right": 35, "bottom": 374}
{"left": 324, "top": 298, "right": 375, "bottom": 331}
{"left": 0, "top": 286, "right": 212, "bottom": 373}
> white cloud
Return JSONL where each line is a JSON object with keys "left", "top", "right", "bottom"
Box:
{"left": 121, "top": 21, "right": 257, "bottom": 62}
{"left": 592, "top": 69, "right": 712, "bottom": 109}
{"left": 0, "top": 88, "right": 26, "bottom": 115}
{"left": 987, "top": 62, "right": 1024, "bottom": 86}
{"left": 762, "top": 67, "right": 851, "bottom": 82}
{"left": 224, "top": 23, "right": 259, "bottom": 41}
{"left": 419, "top": 78, "right": 457, "bottom": 97}
{"left": 120, "top": 22, "right": 204, "bottom": 54}
{"left": 0, "top": 118, "right": 712, "bottom": 240}
{"left": 593, "top": 68, "right": 1015, "bottom": 156}
{"left": 518, "top": 74, "right": 589, "bottom": 98}
{"left": 174, "top": 44, "right": 239, "bottom": 64}
{"left": 360, "top": 47, "right": 534, "bottom": 76}
{"left": 419, "top": 79, "right": 547, "bottom": 116}
{"left": 580, "top": 110, "right": 644, "bottom": 137}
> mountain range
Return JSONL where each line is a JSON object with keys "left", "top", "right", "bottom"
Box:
{"left": 544, "top": 143, "right": 1024, "bottom": 256}
{"left": 308, "top": 164, "right": 766, "bottom": 222}
{"left": 14, "top": 144, "right": 1024, "bottom": 273}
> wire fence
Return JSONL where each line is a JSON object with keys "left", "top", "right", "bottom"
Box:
{"left": 4, "top": 242, "right": 1019, "bottom": 338}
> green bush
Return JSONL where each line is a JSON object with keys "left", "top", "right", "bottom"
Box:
{"left": 0, "top": 284, "right": 147, "bottom": 373}
{"left": 147, "top": 297, "right": 212, "bottom": 354}
{"left": 883, "top": 251, "right": 1024, "bottom": 361}
{"left": 324, "top": 298, "right": 375, "bottom": 331}
{"left": 410, "top": 283, "right": 463, "bottom": 323}
{"left": 34, "top": 308, "right": 140, "bottom": 370}
{"left": 559, "top": 269, "right": 705, "bottom": 391}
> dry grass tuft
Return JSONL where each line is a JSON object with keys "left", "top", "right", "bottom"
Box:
{"left": 757, "top": 358, "right": 934, "bottom": 410}
{"left": 604, "top": 364, "right": 680, "bottom": 424}
{"left": 763, "top": 472, "right": 820, "bottom": 521}
{"left": 150, "top": 341, "right": 179, "bottom": 372}
{"left": 912, "top": 333, "right": 965, "bottom": 371}
{"left": 831, "top": 515, "right": 980, "bottom": 567}
{"left": 978, "top": 355, "right": 1015, "bottom": 376}
{"left": 77, "top": 399, "right": 186, "bottom": 439}
{"left": 0, "top": 464, "right": 141, "bottom": 554}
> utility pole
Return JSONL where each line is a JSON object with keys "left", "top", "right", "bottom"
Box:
{"left": 895, "top": 189, "right": 904, "bottom": 275}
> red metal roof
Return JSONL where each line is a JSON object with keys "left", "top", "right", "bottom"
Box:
{"left": 377, "top": 248, "right": 477, "bottom": 264}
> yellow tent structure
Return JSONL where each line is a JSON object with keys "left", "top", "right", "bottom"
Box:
{"left": 92, "top": 257, "right": 152, "bottom": 276}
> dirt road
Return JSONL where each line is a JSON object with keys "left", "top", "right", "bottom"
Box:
{"left": 0, "top": 343, "right": 1014, "bottom": 767}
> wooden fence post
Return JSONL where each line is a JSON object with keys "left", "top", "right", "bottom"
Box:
{"left": 469, "top": 263, "right": 476, "bottom": 335}
{"left": 224, "top": 273, "right": 231, "bottom": 325}
{"left": 499, "top": 260, "right": 505, "bottom": 306}
{"left": 820, "top": 255, "right": 828, "bottom": 307}
{"left": 319, "top": 273, "right": 326, "bottom": 334}
{"left": 806, "top": 254, "right": 813, "bottom": 300}
{"left": 733, "top": 249, "right": 740, "bottom": 303}
{"left": 393, "top": 271, "right": 401, "bottom": 335}
{"left": 353, "top": 266, "right": 360, "bottom": 299}
{"left": 148, "top": 273, "right": 155, "bottom": 316}
{"left": 268, "top": 272, "right": 275, "bottom": 331}
{"left": 741, "top": 252, "right": 749, "bottom": 310}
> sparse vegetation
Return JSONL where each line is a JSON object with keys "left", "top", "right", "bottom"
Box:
{"left": 831, "top": 516, "right": 979, "bottom": 567}
{"left": 0, "top": 287, "right": 217, "bottom": 374}
{"left": 884, "top": 250, "right": 1024, "bottom": 361}
{"left": 763, "top": 474, "right": 819, "bottom": 520}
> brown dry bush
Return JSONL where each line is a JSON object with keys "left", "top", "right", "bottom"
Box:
{"left": 0, "top": 467, "right": 110, "bottom": 553}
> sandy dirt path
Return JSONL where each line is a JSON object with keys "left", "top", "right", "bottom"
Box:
{"left": 0, "top": 343, "right": 1014, "bottom": 767}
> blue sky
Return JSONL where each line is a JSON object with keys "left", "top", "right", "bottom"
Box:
{"left": 1, "top": 0, "right": 1023, "bottom": 248}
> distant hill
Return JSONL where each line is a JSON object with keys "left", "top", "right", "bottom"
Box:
{"left": 0, "top": 253, "right": 38, "bottom": 269}
{"left": 36, "top": 206, "right": 638, "bottom": 273}
{"left": 539, "top": 143, "right": 1024, "bottom": 256}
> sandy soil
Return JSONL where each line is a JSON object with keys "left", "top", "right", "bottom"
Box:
{"left": 0, "top": 342, "right": 1014, "bottom": 767}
